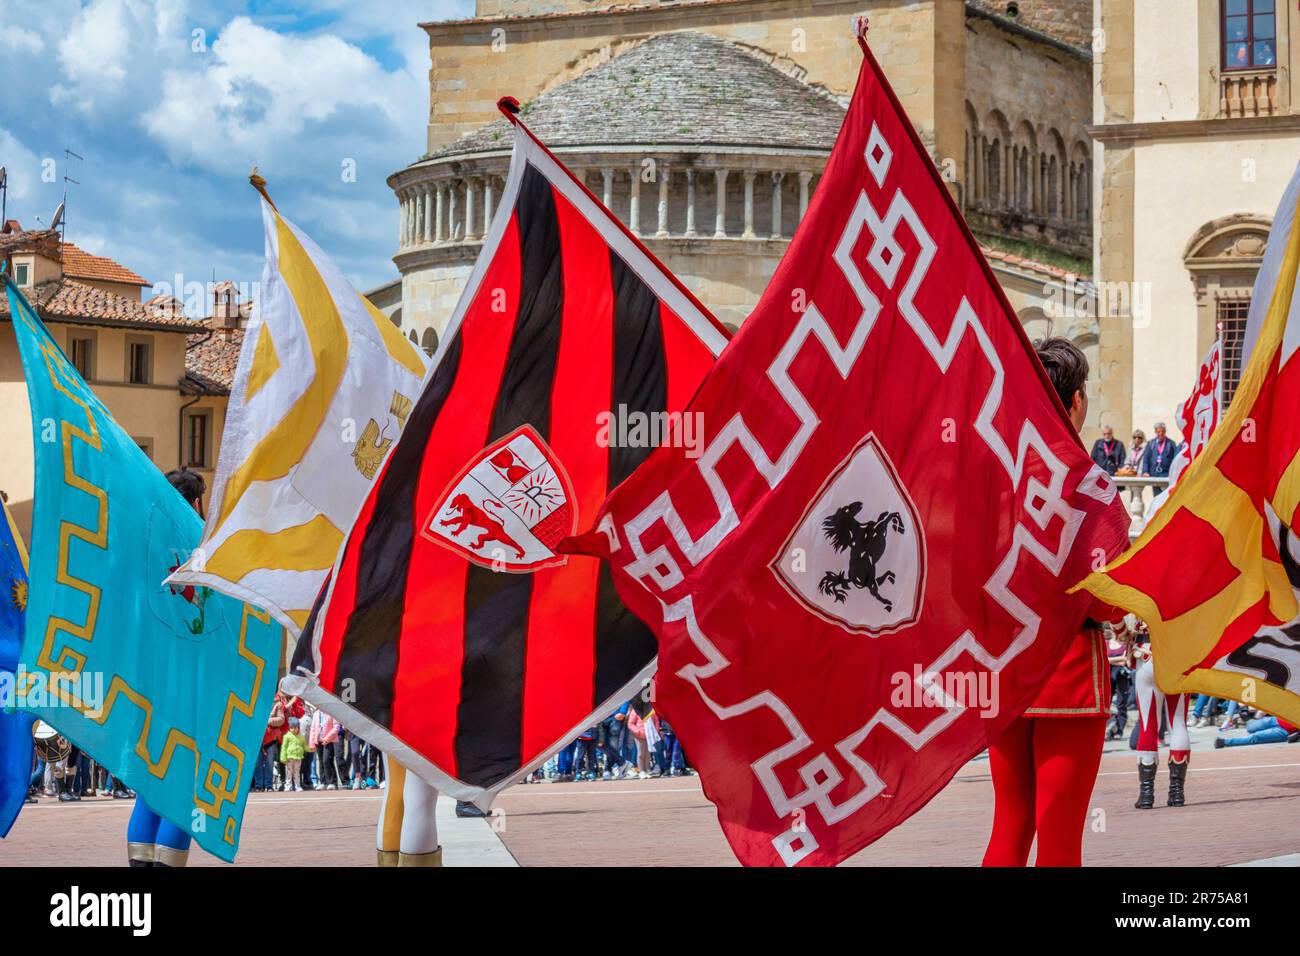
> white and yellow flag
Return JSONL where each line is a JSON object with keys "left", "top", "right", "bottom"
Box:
{"left": 168, "top": 181, "right": 428, "bottom": 634}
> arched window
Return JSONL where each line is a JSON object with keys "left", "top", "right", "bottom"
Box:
{"left": 1045, "top": 129, "right": 1067, "bottom": 220}
{"left": 984, "top": 110, "right": 1011, "bottom": 209}
{"left": 964, "top": 101, "right": 981, "bottom": 209}
{"left": 1017, "top": 307, "right": 1052, "bottom": 343}
{"left": 987, "top": 138, "right": 1001, "bottom": 208}
{"left": 420, "top": 327, "right": 439, "bottom": 357}
{"left": 1185, "top": 214, "right": 1271, "bottom": 407}
{"left": 1071, "top": 142, "right": 1091, "bottom": 222}
{"left": 1047, "top": 156, "right": 1059, "bottom": 218}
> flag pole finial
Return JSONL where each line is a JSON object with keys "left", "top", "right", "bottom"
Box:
{"left": 497, "top": 96, "right": 522, "bottom": 124}
{"left": 249, "top": 165, "right": 277, "bottom": 210}
{"left": 853, "top": 15, "right": 870, "bottom": 47}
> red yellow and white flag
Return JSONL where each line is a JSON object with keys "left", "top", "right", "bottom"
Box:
{"left": 167, "top": 183, "right": 428, "bottom": 635}
{"left": 1080, "top": 161, "right": 1300, "bottom": 723}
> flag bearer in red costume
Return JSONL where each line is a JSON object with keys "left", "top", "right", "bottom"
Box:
{"left": 982, "top": 338, "right": 1129, "bottom": 867}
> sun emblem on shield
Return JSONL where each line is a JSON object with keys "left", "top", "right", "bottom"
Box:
{"left": 10, "top": 578, "right": 26, "bottom": 614}
{"left": 423, "top": 424, "right": 577, "bottom": 572}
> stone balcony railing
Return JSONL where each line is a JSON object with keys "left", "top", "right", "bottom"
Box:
{"left": 388, "top": 146, "right": 831, "bottom": 267}
{"left": 1220, "top": 68, "right": 1278, "bottom": 118}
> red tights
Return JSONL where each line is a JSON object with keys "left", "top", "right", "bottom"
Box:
{"left": 982, "top": 715, "right": 1106, "bottom": 867}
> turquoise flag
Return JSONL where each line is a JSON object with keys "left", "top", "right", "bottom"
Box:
{"left": 3, "top": 270, "right": 280, "bottom": 861}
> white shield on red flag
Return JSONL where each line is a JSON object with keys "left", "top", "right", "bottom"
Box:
{"left": 564, "top": 36, "right": 1130, "bottom": 866}
{"left": 424, "top": 424, "right": 577, "bottom": 572}
{"left": 772, "top": 434, "right": 926, "bottom": 635}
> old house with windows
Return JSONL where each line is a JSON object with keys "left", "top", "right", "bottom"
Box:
{"left": 1092, "top": 0, "right": 1299, "bottom": 440}
{"left": 177, "top": 280, "right": 251, "bottom": 503}
{"left": 386, "top": 0, "right": 1102, "bottom": 420}
{"left": 0, "top": 221, "right": 243, "bottom": 533}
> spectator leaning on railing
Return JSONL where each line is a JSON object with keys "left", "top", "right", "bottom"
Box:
{"left": 1117, "top": 429, "right": 1145, "bottom": 477}
{"left": 1090, "top": 425, "right": 1125, "bottom": 476}
{"left": 1138, "top": 422, "right": 1178, "bottom": 478}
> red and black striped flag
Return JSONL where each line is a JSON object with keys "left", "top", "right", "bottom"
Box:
{"left": 284, "top": 101, "right": 727, "bottom": 802}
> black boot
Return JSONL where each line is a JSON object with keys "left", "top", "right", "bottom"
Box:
{"left": 1134, "top": 760, "right": 1157, "bottom": 809}
{"left": 1167, "top": 757, "right": 1188, "bottom": 807}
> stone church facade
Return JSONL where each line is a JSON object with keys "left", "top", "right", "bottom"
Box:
{"left": 386, "top": 0, "right": 1099, "bottom": 421}
{"left": 1093, "top": 0, "right": 1300, "bottom": 442}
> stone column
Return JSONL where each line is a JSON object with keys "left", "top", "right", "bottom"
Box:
{"left": 423, "top": 186, "right": 433, "bottom": 243}
{"left": 798, "top": 171, "right": 812, "bottom": 220}
{"left": 742, "top": 170, "right": 756, "bottom": 239}
{"left": 448, "top": 181, "right": 459, "bottom": 241}
{"left": 656, "top": 162, "right": 670, "bottom": 237}
{"left": 770, "top": 171, "right": 784, "bottom": 239}
{"left": 464, "top": 178, "right": 478, "bottom": 242}
{"left": 714, "top": 168, "right": 729, "bottom": 238}
{"left": 398, "top": 193, "right": 406, "bottom": 247}
{"left": 629, "top": 163, "right": 641, "bottom": 235}
{"left": 602, "top": 167, "right": 614, "bottom": 208}
{"left": 435, "top": 183, "right": 446, "bottom": 242}
{"left": 483, "top": 176, "right": 495, "bottom": 234}
{"left": 1030, "top": 152, "right": 1038, "bottom": 213}
{"left": 685, "top": 169, "right": 697, "bottom": 238}
{"left": 1004, "top": 143, "right": 1013, "bottom": 208}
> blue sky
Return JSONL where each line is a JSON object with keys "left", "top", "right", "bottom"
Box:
{"left": 0, "top": 0, "right": 474, "bottom": 309}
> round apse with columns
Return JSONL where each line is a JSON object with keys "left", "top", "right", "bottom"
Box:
{"left": 387, "top": 31, "right": 844, "bottom": 334}
{"left": 963, "top": 101, "right": 1090, "bottom": 258}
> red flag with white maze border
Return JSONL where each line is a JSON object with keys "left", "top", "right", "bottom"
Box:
{"left": 562, "top": 34, "right": 1131, "bottom": 865}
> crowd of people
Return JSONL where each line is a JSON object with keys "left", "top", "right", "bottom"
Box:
{"left": 253, "top": 691, "right": 388, "bottom": 793}
{"left": 30, "top": 654, "right": 1296, "bottom": 811}
{"left": 23, "top": 688, "right": 691, "bottom": 809}
{"left": 522, "top": 698, "right": 695, "bottom": 783}
{"left": 1089, "top": 423, "right": 1180, "bottom": 478}
{"left": 1107, "top": 621, "right": 1300, "bottom": 750}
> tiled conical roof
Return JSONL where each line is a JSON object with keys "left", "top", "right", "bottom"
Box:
{"left": 431, "top": 31, "right": 846, "bottom": 160}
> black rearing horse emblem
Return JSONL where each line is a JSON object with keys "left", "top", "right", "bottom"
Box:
{"left": 817, "top": 502, "right": 905, "bottom": 611}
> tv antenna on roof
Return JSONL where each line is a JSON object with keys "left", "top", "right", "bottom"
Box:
{"left": 0, "top": 167, "right": 8, "bottom": 227}
{"left": 57, "top": 148, "right": 82, "bottom": 253}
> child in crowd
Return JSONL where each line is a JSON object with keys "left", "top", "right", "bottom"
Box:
{"left": 627, "top": 707, "right": 650, "bottom": 779}
{"left": 572, "top": 726, "right": 599, "bottom": 781}
{"left": 280, "top": 717, "right": 307, "bottom": 792}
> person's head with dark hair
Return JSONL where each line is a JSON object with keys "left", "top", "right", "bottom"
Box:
{"left": 165, "top": 468, "right": 206, "bottom": 517}
{"left": 1034, "top": 337, "right": 1089, "bottom": 431}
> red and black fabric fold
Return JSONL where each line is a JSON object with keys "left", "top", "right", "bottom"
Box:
{"left": 291, "top": 125, "right": 725, "bottom": 799}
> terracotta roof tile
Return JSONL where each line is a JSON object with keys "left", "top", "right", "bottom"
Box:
{"left": 59, "top": 242, "right": 149, "bottom": 286}
{"left": 980, "top": 245, "right": 1087, "bottom": 281}
{"left": 0, "top": 228, "right": 59, "bottom": 258}
{"left": 183, "top": 327, "right": 245, "bottom": 395}
{"left": 0, "top": 278, "right": 200, "bottom": 332}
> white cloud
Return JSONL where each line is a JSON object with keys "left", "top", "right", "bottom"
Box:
{"left": 1, "top": 26, "right": 45, "bottom": 55}
{"left": 143, "top": 16, "right": 417, "bottom": 176}
{"left": 0, "top": 0, "right": 476, "bottom": 292}
{"left": 0, "top": 128, "right": 45, "bottom": 202}
{"left": 57, "top": 0, "right": 138, "bottom": 91}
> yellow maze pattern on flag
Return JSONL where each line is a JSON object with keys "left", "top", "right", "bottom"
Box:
{"left": 13, "top": 297, "right": 269, "bottom": 846}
